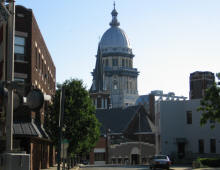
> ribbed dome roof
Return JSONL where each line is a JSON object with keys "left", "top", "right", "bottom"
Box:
{"left": 99, "top": 4, "right": 133, "bottom": 56}
{"left": 100, "top": 27, "right": 131, "bottom": 49}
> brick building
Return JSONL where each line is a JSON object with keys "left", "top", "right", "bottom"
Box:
{"left": 90, "top": 105, "right": 156, "bottom": 165}
{"left": 189, "top": 71, "right": 215, "bottom": 99}
{"left": 0, "top": 5, "right": 56, "bottom": 170}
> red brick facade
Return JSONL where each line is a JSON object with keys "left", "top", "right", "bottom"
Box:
{"left": 0, "top": 5, "right": 56, "bottom": 170}
{"left": 89, "top": 137, "right": 106, "bottom": 164}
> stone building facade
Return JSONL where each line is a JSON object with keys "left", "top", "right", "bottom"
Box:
{"left": 90, "top": 4, "right": 139, "bottom": 108}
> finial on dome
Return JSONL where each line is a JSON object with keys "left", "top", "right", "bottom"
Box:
{"left": 110, "top": 2, "right": 120, "bottom": 27}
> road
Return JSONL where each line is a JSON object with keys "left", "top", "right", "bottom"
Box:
{"left": 79, "top": 165, "right": 192, "bottom": 170}
{"left": 80, "top": 165, "right": 149, "bottom": 170}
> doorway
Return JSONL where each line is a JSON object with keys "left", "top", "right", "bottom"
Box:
{"left": 131, "top": 154, "right": 140, "bottom": 165}
{"left": 177, "top": 142, "right": 185, "bottom": 159}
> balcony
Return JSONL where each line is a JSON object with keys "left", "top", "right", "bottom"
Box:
{"left": 104, "top": 66, "right": 139, "bottom": 77}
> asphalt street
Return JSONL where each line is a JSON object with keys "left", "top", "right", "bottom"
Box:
{"left": 79, "top": 165, "right": 192, "bottom": 170}
{"left": 80, "top": 165, "right": 149, "bottom": 170}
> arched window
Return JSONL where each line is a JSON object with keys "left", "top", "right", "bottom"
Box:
{"left": 113, "top": 80, "right": 118, "bottom": 90}
{"left": 122, "top": 59, "right": 125, "bottom": 67}
{"left": 105, "top": 59, "right": 109, "bottom": 67}
{"left": 129, "top": 60, "right": 132, "bottom": 68}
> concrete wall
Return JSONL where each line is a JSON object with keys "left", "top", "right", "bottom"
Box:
{"left": 155, "top": 99, "right": 220, "bottom": 157}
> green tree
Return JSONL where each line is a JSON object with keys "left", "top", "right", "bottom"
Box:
{"left": 45, "top": 79, "right": 100, "bottom": 156}
{"left": 198, "top": 83, "right": 220, "bottom": 128}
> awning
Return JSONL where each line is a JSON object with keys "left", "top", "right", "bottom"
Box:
{"left": 13, "top": 120, "right": 50, "bottom": 139}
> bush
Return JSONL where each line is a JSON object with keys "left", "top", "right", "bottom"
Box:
{"left": 199, "top": 158, "right": 220, "bottom": 167}
{"left": 192, "top": 158, "right": 204, "bottom": 168}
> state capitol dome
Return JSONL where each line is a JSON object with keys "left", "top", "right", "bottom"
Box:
{"left": 99, "top": 5, "right": 133, "bottom": 56}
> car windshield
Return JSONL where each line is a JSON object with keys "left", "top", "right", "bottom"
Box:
{"left": 154, "top": 156, "right": 167, "bottom": 159}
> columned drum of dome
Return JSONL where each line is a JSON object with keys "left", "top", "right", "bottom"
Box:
{"left": 90, "top": 4, "right": 139, "bottom": 108}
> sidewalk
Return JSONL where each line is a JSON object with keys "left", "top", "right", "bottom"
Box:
{"left": 41, "top": 164, "right": 80, "bottom": 170}
{"left": 171, "top": 166, "right": 220, "bottom": 170}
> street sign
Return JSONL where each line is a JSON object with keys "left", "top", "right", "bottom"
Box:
{"left": 0, "top": 3, "right": 10, "bottom": 22}
{"left": 61, "top": 139, "right": 69, "bottom": 159}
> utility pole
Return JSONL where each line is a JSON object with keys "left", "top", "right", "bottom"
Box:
{"left": 6, "top": 0, "right": 15, "bottom": 152}
{"left": 57, "top": 86, "right": 65, "bottom": 170}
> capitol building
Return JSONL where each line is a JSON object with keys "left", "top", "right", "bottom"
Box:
{"left": 89, "top": 4, "right": 156, "bottom": 165}
{"left": 90, "top": 3, "right": 139, "bottom": 108}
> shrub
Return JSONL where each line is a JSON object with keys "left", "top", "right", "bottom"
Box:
{"left": 199, "top": 158, "right": 220, "bottom": 167}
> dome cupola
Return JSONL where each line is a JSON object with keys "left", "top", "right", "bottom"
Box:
{"left": 99, "top": 3, "right": 133, "bottom": 57}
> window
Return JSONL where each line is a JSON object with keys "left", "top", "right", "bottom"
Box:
{"left": 113, "top": 80, "right": 117, "bottom": 90}
{"left": 129, "top": 60, "right": 132, "bottom": 68}
{"left": 35, "top": 48, "right": 38, "bottom": 68}
{"left": 122, "top": 59, "right": 125, "bottom": 67}
{"left": 97, "top": 97, "right": 101, "bottom": 108}
{"left": 94, "top": 153, "right": 105, "bottom": 161}
{"left": 198, "top": 139, "right": 204, "bottom": 154}
{"left": 38, "top": 53, "right": 41, "bottom": 70}
{"left": 112, "top": 59, "right": 118, "bottom": 66}
{"left": 105, "top": 59, "right": 108, "bottom": 67}
{"left": 14, "top": 78, "right": 25, "bottom": 83}
{"left": 186, "top": 111, "right": 192, "bottom": 124}
{"left": 210, "top": 139, "right": 216, "bottom": 153}
{"left": 14, "top": 36, "right": 25, "bottom": 61}
{"left": 42, "top": 59, "right": 44, "bottom": 75}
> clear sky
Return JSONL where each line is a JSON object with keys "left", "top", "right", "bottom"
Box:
{"left": 16, "top": 0, "right": 220, "bottom": 98}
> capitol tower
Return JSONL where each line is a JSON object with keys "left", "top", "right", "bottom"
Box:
{"left": 90, "top": 4, "right": 139, "bottom": 109}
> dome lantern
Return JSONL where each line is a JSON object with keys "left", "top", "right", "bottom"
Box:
{"left": 109, "top": 2, "right": 120, "bottom": 27}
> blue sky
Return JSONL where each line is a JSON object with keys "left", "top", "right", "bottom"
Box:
{"left": 16, "top": 0, "right": 220, "bottom": 98}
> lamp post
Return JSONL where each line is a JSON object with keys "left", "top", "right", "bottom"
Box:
{"left": 106, "top": 128, "right": 111, "bottom": 164}
{"left": 5, "top": 0, "right": 15, "bottom": 153}
{"left": 57, "top": 86, "right": 65, "bottom": 170}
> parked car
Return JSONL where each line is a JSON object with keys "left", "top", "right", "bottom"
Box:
{"left": 149, "top": 155, "right": 171, "bottom": 170}
{"left": 81, "top": 160, "right": 88, "bottom": 165}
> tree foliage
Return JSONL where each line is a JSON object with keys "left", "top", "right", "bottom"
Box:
{"left": 198, "top": 83, "right": 220, "bottom": 128}
{"left": 45, "top": 79, "right": 100, "bottom": 156}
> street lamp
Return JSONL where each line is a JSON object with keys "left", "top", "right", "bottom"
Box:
{"left": 106, "top": 128, "right": 111, "bottom": 164}
{"left": 57, "top": 86, "right": 65, "bottom": 170}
